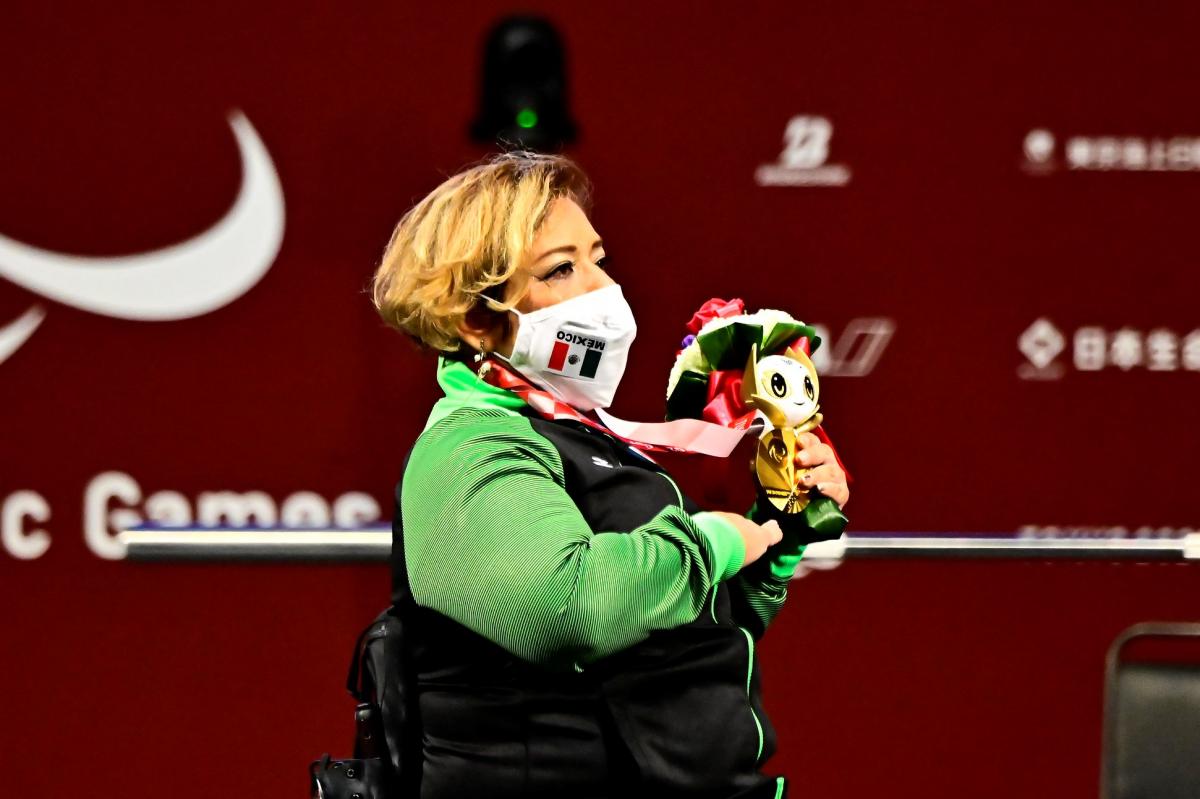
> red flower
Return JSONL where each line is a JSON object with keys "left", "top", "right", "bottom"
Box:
{"left": 703, "top": 368, "right": 754, "bottom": 428}
{"left": 685, "top": 297, "right": 745, "bottom": 336}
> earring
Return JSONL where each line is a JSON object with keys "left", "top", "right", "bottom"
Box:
{"left": 473, "top": 337, "right": 488, "bottom": 364}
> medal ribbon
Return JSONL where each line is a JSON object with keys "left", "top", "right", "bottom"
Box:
{"left": 478, "top": 358, "right": 690, "bottom": 453}
{"left": 480, "top": 356, "right": 849, "bottom": 537}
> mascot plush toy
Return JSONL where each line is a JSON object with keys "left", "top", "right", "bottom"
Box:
{"left": 666, "top": 298, "right": 848, "bottom": 543}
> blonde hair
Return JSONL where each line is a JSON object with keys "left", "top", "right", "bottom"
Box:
{"left": 372, "top": 151, "right": 591, "bottom": 353}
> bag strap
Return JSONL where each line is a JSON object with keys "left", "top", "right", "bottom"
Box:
{"left": 348, "top": 451, "right": 416, "bottom": 702}
{"left": 339, "top": 451, "right": 422, "bottom": 788}
{"left": 346, "top": 612, "right": 391, "bottom": 702}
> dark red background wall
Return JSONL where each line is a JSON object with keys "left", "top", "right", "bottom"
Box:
{"left": 2, "top": 2, "right": 1198, "bottom": 796}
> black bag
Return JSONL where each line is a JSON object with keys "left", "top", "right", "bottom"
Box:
{"left": 310, "top": 606, "right": 421, "bottom": 798}
{"left": 309, "top": 753, "right": 391, "bottom": 799}
{"left": 312, "top": 460, "right": 422, "bottom": 798}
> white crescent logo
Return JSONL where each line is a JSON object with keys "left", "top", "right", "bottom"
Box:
{"left": 0, "top": 110, "right": 285, "bottom": 365}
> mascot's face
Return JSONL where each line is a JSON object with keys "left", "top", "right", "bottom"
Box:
{"left": 756, "top": 353, "right": 820, "bottom": 427}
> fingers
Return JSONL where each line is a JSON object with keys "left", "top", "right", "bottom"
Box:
{"left": 816, "top": 481, "right": 850, "bottom": 509}
{"left": 746, "top": 520, "right": 782, "bottom": 563}
{"left": 742, "top": 519, "right": 782, "bottom": 563}
{"left": 796, "top": 463, "right": 841, "bottom": 488}
{"left": 794, "top": 435, "right": 833, "bottom": 468}
{"left": 791, "top": 433, "right": 849, "bottom": 508}
{"left": 716, "top": 512, "right": 784, "bottom": 566}
{"left": 795, "top": 432, "right": 822, "bottom": 451}
{"left": 797, "top": 464, "right": 849, "bottom": 508}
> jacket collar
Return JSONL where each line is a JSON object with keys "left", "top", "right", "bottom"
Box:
{"left": 425, "top": 356, "right": 527, "bottom": 430}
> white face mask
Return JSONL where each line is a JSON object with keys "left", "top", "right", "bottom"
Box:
{"left": 504, "top": 284, "right": 638, "bottom": 411}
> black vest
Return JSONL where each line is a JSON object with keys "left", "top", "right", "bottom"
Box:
{"left": 392, "top": 415, "right": 782, "bottom": 799}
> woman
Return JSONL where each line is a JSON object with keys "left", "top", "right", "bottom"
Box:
{"left": 372, "top": 151, "right": 849, "bottom": 799}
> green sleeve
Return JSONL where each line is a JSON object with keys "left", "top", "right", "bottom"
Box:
{"left": 732, "top": 503, "right": 807, "bottom": 636}
{"left": 401, "top": 410, "right": 747, "bottom": 669}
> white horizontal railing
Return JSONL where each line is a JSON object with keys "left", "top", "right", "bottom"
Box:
{"left": 118, "top": 527, "right": 1200, "bottom": 563}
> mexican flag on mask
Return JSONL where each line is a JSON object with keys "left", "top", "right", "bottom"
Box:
{"left": 547, "top": 327, "right": 608, "bottom": 379}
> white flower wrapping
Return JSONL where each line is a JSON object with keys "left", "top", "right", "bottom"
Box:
{"left": 665, "top": 307, "right": 803, "bottom": 400}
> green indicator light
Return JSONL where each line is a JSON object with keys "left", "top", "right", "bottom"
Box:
{"left": 516, "top": 108, "right": 538, "bottom": 129}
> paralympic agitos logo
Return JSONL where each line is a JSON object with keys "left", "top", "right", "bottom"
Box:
{"left": 0, "top": 111, "right": 285, "bottom": 366}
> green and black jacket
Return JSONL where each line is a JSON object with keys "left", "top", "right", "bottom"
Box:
{"left": 392, "top": 359, "right": 805, "bottom": 799}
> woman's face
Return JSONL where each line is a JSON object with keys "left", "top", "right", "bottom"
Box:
{"left": 513, "top": 196, "right": 614, "bottom": 311}
{"left": 493, "top": 196, "right": 615, "bottom": 356}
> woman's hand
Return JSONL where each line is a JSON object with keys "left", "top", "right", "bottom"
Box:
{"left": 707, "top": 512, "right": 783, "bottom": 567}
{"left": 794, "top": 432, "right": 850, "bottom": 509}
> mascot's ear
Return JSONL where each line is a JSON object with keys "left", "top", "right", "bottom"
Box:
{"left": 740, "top": 343, "right": 761, "bottom": 407}
{"left": 785, "top": 345, "right": 820, "bottom": 404}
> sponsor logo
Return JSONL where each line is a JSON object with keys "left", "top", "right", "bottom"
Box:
{"left": 1023, "top": 128, "right": 1200, "bottom": 173}
{"left": 548, "top": 328, "right": 608, "bottom": 378}
{"left": 755, "top": 115, "right": 851, "bottom": 187}
{"left": 590, "top": 456, "right": 614, "bottom": 469}
{"left": 809, "top": 317, "right": 895, "bottom": 377}
{"left": 1018, "top": 524, "right": 1196, "bottom": 540}
{"left": 0, "top": 305, "right": 46, "bottom": 367}
{"left": 1, "top": 471, "right": 381, "bottom": 561}
{"left": 0, "top": 111, "right": 286, "bottom": 367}
{"left": 1018, "top": 318, "right": 1200, "bottom": 379}
{"left": 1017, "top": 318, "right": 1066, "bottom": 379}
{"left": 1022, "top": 129, "right": 1056, "bottom": 175}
